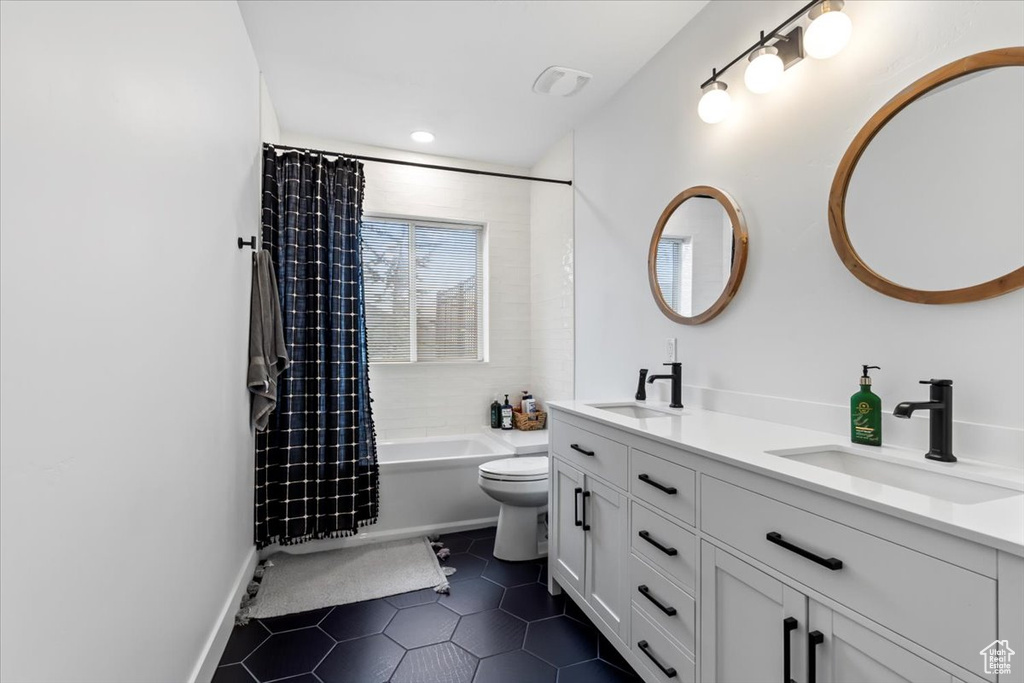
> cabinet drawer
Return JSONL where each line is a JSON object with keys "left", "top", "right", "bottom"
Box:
{"left": 630, "top": 502, "right": 696, "bottom": 594}
{"left": 631, "top": 605, "right": 695, "bottom": 683}
{"left": 553, "top": 420, "right": 627, "bottom": 488}
{"left": 630, "top": 553, "right": 695, "bottom": 656}
{"left": 630, "top": 449, "right": 695, "bottom": 526}
{"left": 701, "top": 475, "right": 996, "bottom": 675}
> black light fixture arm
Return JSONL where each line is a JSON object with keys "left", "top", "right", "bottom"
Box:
{"left": 700, "top": 0, "right": 819, "bottom": 88}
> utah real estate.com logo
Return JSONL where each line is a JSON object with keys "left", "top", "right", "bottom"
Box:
{"left": 980, "top": 639, "right": 1015, "bottom": 676}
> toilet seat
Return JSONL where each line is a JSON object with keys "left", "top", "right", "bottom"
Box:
{"left": 479, "top": 456, "right": 548, "bottom": 482}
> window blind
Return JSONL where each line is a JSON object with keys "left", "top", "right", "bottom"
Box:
{"left": 361, "top": 217, "right": 483, "bottom": 362}
{"left": 362, "top": 219, "right": 412, "bottom": 362}
{"left": 656, "top": 239, "right": 682, "bottom": 311}
{"left": 656, "top": 237, "right": 693, "bottom": 316}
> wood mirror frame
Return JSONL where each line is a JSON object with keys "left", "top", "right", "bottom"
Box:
{"left": 647, "top": 185, "right": 749, "bottom": 325}
{"left": 829, "top": 47, "right": 1024, "bottom": 304}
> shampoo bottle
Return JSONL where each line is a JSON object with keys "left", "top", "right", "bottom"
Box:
{"left": 521, "top": 391, "right": 536, "bottom": 415}
{"left": 490, "top": 396, "right": 502, "bottom": 429}
{"left": 851, "top": 365, "right": 882, "bottom": 446}
{"left": 501, "top": 394, "right": 514, "bottom": 430}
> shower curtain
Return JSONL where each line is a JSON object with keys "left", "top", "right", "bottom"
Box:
{"left": 255, "top": 144, "right": 379, "bottom": 548}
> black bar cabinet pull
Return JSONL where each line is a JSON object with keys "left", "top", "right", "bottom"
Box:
{"left": 638, "top": 473, "right": 678, "bottom": 495}
{"left": 638, "top": 585, "right": 677, "bottom": 616}
{"left": 573, "top": 487, "right": 583, "bottom": 527}
{"left": 766, "top": 532, "right": 843, "bottom": 570}
{"left": 808, "top": 630, "right": 824, "bottom": 683}
{"left": 783, "top": 617, "right": 798, "bottom": 683}
{"left": 581, "top": 491, "right": 591, "bottom": 531}
{"left": 637, "top": 640, "right": 677, "bottom": 678}
{"left": 570, "top": 443, "right": 595, "bottom": 456}
{"left": 638, "top": 530, "right": 678, "bottom": 556}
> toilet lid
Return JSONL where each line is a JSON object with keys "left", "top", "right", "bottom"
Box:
{"left": 479, "top": 456, "right": 548, "bottom": 479}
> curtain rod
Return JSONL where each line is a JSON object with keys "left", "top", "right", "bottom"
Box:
{"left": 268, "top": 143, "right": 572, "bottom": 186}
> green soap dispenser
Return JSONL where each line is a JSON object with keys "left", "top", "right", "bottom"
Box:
{"left": 851, "top": 365, "right": 882, "bottom": 446}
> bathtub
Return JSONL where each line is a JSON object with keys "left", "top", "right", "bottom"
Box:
{"left": 377, "top": 434, "right": 511, "bottom": 466}
{"left": 370, "top": 434, "right": 515, "bottom": 541}
{"left": 278, "top": 434, "right": 521, "bottom": 555}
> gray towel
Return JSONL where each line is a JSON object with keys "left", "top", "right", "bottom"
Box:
{"left": 248, "top": 250, "right": 289, "bottom": 431}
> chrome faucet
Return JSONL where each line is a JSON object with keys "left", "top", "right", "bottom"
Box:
{"left": 647, "top": 362, "right": 683, "bottom": 409}
{"left": 893, "top": 379, "right": 955, "bottom": 462}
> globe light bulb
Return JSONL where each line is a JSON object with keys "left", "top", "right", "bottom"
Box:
{"left": 698, "top": 82, "right": 732, "bottom": 124}
{"left": 744, "top": 46, "right": 784, "bottom": 94}
{"left": 805, "top": 0, "right": 852, "bottom": 59}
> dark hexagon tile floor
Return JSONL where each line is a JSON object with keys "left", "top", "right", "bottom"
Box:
{"left": 214, "top": 526, "right": 639, "bottom": 682}
{"left": 450, "top": 608, "right": 526, "bottom": 657}
{"left": 384, "top": 602, "right": 460, "bottom": 649}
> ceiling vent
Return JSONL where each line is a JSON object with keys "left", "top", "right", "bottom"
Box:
{"left": 532, "top": 66, "right": 593, "bottom": 97}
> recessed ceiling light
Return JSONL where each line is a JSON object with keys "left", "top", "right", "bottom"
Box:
{"left": 410, "top": 131, "right": 435, "bottom": 143}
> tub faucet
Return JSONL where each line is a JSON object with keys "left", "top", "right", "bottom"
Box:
{"left": 893, "top": 379, "right": 955, "bottom": 462}
{"left": 647, "top": 362, "right": 683, "bottom": 409}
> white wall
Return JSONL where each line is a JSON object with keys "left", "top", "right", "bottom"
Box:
{"left": 0, "top": 2, "right": 260, "bottom": 681}
{"left": 574, "top": 0, "right": 1024, "bottom": 468}
{"left": 281, "top": 132, "right": 532, "bottom": 439}
{"left": 260, "top": 73, "right": 282, "bottom": 144}
{"left": 530, "top": 133, "right": 575, "bottom": 403}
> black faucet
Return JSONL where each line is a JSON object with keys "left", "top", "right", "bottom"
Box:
{"left": 647, "top": 362, "right": 683, "bottom": 409}
{"left": 636, "top": 369, "right": 649, "bottom": 401}
{"left": 893, "top": 379, "right": 956, "bottom": 462}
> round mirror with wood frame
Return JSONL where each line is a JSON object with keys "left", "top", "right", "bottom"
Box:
{"left": 648, "top": 185, "right": 749, "bottom": 325}
{"left": 829, "top": 47, "right": 1024, "bottom": 304}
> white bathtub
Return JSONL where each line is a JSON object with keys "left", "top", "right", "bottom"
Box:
{"left": 276, "top": 434, "right": 518, "bottom": 555}
{"left": 268, "top": 432, "right": 550, "bottom": 555}
{"left": 377, "top": 434, "right": 510, "bottom": 466}
{"left": 369, "top": 434, "right": 515, "bottom": 541}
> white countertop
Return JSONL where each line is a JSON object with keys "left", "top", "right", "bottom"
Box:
{"left": 548, "top": 400, "right": 1024, "bottom": 556}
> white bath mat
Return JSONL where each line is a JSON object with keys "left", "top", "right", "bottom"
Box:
{"left": 243, "top": 537, "right": 451, "bottom": 620}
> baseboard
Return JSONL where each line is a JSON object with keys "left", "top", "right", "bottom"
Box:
{"left": 189, "top": 546, "right": 258, "bottom": 683}
{"left": 259, "top": 517, "right": 500, "bottom": 557}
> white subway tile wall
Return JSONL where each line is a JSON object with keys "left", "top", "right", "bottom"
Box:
{"left": 281, "top": 134, "right": 534, "bottom": 440}
{"left": 530, "top": 134, "right": 575, "bottom": 404}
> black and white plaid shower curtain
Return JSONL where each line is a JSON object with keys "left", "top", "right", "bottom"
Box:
{"left": 255, "top": 145, "right": 379, "bottom": 548}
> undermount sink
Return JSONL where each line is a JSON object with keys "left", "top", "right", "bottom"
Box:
{"left": 768, "top": 446, "right": 1023, "bottom": 505}
{"left": 589, "top": 403, "right": 677, "bottom": 419}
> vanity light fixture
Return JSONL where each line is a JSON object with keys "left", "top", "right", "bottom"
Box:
{"left": 745, "top": 45, "right": 785, "bottom": 94}
{"left": 697, "top": 0, "right": 852, "bottom": 123}
{"left": 805, "top": 0, "right": 852, "bottom": 59}
{"left": 410, "top": 130, "right": 435, "bottom": 143}
{"left": 698, "top": 79, "right": 732, "bottom": 124}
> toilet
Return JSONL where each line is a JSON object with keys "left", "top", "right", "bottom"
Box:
{"left": 478, "top": 456, "right": 549, "bottom": 561}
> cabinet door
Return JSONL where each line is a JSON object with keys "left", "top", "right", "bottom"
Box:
{"left": 584, "top": 475, "right": 628, "bottom": 639}
{"left": 701, "top": 542, "right": 806, "bottom": 683}
{"left": 551, "top": 458, "right": 585, "bottom": 595}
{"left": 807, "top": 602, "right": 954, "bottom": 683}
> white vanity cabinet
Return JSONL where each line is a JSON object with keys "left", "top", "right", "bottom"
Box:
{"left": 546, "top": 406, "right": 1020, "bottom": 683}
{"left": 701, "top": 542, "right": 961, "bottom": 683}
{"left": 550, "top": 449, "right": 628, "bottom": 639}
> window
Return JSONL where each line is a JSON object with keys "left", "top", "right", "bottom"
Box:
{"left": 656, "top": 237, "right": 693, "bottom": 316}
{"left": 361, "top": 217, "right": 485, "bottom": 363}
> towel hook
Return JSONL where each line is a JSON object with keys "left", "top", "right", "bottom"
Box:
{"left": 238, "top": 236, "right": 256, "bottom": 250}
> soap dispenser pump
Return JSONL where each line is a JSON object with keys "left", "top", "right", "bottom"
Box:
{"left": 851, "top": 365, "right": 882, "bottom": 446}
{"left": 501, "top": 394, "right": 514, "bottom": 431}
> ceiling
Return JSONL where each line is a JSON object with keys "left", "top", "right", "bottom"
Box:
{"left": 239, "top": 1, "right": 709, "bottom": 168}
